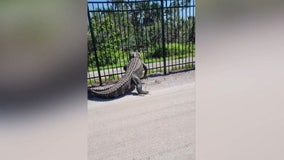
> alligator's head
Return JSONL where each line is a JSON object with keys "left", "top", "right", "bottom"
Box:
{"left": 130, "top": 51, "right": 141, "bottom": 59}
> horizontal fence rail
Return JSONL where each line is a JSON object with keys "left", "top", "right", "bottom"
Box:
{"left": 88, "top": 0, "right": 195, "bottom": 87}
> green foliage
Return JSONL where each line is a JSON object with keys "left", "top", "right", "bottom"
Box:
{"left": 145, "top": 43, "right": 193, "bottom": 59}
{"left": 88, "top": 50, "right": 119, "bottom": 68}
{"left": 94, "top": 50, "right": 126, "bottom": 67}
{"left": 88, "top": 12, "right": 132, "bottom": 67}
{"left": 145, "top": 45, "right": 168, "bottom": 59}
{"left": 88, "top": 53, "right": 95, "bottom": 69}
{"left": 166, "top": 43, "right": 193, "bottom": 57}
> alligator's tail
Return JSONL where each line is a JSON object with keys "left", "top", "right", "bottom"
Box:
{"left": 88, "top": 83, "right": 135, "bottom": 99}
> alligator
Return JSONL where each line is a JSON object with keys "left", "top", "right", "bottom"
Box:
{"left": 88, "top": 52, "right": 149, "bottom": 99}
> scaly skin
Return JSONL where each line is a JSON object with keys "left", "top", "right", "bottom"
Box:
{"left": 88, "top": 52, "right": 148, "bottom": 99}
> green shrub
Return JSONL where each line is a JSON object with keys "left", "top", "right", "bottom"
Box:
{"left": 145, "top": 43, "right": 193, "bottom": 59}
{"left": 145, "top": 45, "right": 169, "bottom": 58}
{"left": 88, "top": 50, "right": 128, "bottom": 67}
{"left": 88, "top": 53, "right": 95, "bottom": 68}
{"left": 166, "top": 43, "right": 192, "bottom": 57}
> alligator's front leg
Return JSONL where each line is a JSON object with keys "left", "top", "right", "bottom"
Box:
{"left": 132, "top": 74, "right": 148, "bottom": 95}
{"left": 123, "top": 64, "right": 128, "bottom": 71}
{"left": 141, "top": 62, "right": 148, "bottom": 79}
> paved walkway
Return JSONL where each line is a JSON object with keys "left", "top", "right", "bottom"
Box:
{"left": 88, "top": 73, "right": 195, "bottom": 160}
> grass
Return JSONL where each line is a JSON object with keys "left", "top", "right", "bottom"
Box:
{"left": 170, "top": 63, "right": 195, "bottom": 72}
{"left": 147, "top": 68, "right": 164, "bottom": 75}
{"left": 88, "top": 62, "right": 126, "bottom": 72}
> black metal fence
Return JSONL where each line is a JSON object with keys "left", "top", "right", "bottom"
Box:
{"left": 88, "top": 0, "right": 195, "bottom": 87}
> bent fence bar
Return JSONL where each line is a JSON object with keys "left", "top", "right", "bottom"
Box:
{"left": 88, "top": 0, "right": 195, "bottom": 87}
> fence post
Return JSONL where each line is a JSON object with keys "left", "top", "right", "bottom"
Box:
{"left": 160, "top": 0, "right": 167, "bottom": 75}
{"left": 87, "top": 6, "right": 102, "bottom": 86}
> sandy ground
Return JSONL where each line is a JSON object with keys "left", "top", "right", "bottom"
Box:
{"left": 88, "top": 70, "right": 195, "bottom": 160}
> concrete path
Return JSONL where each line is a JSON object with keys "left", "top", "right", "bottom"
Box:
{"left": 88, "top": 73, "right": 195, "bottom": 160}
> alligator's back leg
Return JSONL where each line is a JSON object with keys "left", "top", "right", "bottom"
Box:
{"left": 131, "top": 74, "right": 148, "bottom": 95}
{"left": 142, "top": 62, "right": 148, "bottom": 79}
{"left": 123, "top": 64, "right": 128, "bottom": 71}
{"left": 88, "top": 88, "right": 94, "bottom": 98}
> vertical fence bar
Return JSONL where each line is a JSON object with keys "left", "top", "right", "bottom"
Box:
{"left": 188, "top": 3, "right": 192, "bottom": 67}
{"left": 121, "top": 2, "right": 128, "bottom": 69}
{"left": 191, "top": 0, "right": 195, "bottom": 68}
{"left": 160, "top": 0, "right": 167, "bottom": 75}
{"left": 165, "top": 0, "right": 169, "bottom": 73}
{"left": 88, "top": 5, "right": 102, "bottom": 86}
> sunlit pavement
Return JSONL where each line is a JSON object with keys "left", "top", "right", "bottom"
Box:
{"left": 88, "top": 73, "right": 195, "bottom": 160}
